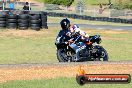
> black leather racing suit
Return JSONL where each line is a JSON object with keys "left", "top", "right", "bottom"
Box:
{"left": 55, "top": 29, "right": 70, "bottom": 44}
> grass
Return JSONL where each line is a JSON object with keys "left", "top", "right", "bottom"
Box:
{"left": 0, "top": 29, "right": 58, "bottom": 64}
{"left": 0, "top": 27, "right": 131, "bottom": 64}
{"left": 35, "top": 0, "right": 44, "bottom": 2}
{"left": 1, "top": 77, "right": 132, "bottom": 88}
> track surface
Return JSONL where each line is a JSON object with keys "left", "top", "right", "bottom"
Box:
{"left": 0, "top": 61, "right": 132, "bottom": 83}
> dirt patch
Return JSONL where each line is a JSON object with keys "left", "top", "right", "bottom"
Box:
{"left": 0, "top": 64, "right": 132, "bottom": 83}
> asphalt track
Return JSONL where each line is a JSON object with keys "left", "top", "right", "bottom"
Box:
{"left": 48, "top": 23, "right": 132, "bottom": 30}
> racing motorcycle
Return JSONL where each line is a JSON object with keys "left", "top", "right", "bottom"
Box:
{"left": 55, "top": 33, "right": 108, "bottom": 62}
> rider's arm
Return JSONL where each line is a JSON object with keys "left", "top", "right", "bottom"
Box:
{"left": 55, "top": 30, "right": 63, "bottom": 44}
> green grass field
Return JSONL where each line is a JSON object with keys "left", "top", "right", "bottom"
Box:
{"left": 1, "top": 77, "right": 132, "bottom": 88}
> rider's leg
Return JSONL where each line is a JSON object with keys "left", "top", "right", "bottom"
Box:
{"left": 75, "top": 49, "right": 80, "bottom": 61}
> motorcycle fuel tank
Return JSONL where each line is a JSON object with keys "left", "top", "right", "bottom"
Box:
{"left": 69, "top": 42, "right": 86, "bottom": 53}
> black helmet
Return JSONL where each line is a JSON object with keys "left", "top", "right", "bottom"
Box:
{"left": 60, "top": 18, "right": 70, "bottom": 30}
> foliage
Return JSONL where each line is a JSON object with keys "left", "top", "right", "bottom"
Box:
{"left": 112, "top": 1, "right": 132, "bottom": 10}
{"left": 44, "top": 0, "right": 74, "bottom": 6}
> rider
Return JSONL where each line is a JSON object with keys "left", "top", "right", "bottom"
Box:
{"left": 56, "top": 18, "right": 89, "bottom": 61}
{"left": 55, "top": 18, "right": 71, "bottom": 44}
{"left": 56, "top": 18, "right": 89, "bottom": 44}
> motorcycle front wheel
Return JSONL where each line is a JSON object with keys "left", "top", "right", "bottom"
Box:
{"left": 92, "top": 45, "right": 109, "bottom": 61}
{"left": 56, "top": 49, "right": 77, "bottom": 62}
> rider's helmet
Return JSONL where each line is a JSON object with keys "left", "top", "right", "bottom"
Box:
{"left": 60, "top": 18, "right": 70, "bottom": 30}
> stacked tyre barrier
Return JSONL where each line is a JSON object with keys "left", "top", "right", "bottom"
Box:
{"left": 6, "top": 14, "right": 18, "bottom": 29}
{"left": 47, "top": 12, "right": 132, "bottom": 24}
{"left": 41, "top": 12, "right": 48, "bottom": 29}
{"left": 0, "top": 14, "right": 6, "bottom": 28}
{"left": 0, "top": 12, "right": 48, "bottom": 30}
{"left": 30, "top": 14, "right": 41, "bottom": 31}
{"left": 18, "top": 14, "right": 29, "bottom": 30}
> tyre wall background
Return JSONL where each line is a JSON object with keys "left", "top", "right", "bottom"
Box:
{"left": 0, "top": 11, "right": 48, "bottom": 30}
{"left": 0, "top": 14, "right": 6, "bottom": 28}
{"left": 18, "top": 14, "right": 29, "bottom": 30}
{"left": 0, "top": 11, "right": 131, "bottom": 31}
{"left": 47, "top": 12, "right": 132, "bottom": 24}
{"left": 6, "top": 14, "right": 18, "bottom": 29}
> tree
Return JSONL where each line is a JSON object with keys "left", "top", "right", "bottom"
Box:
{"left": 44, "top": 0, "right": 74, "bottom": 7}
{"left": 109, "top": 0, "right": 111, "bottom": 4}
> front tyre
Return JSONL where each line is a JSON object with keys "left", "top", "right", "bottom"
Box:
{"left": 93, "top": 45, "right": 109, "bottom": 61}
{"left": 56, "top": 49, "right": 77, "bottom": 62}
{"left": 56, "top": 49, "right": 66, "bottom": 62}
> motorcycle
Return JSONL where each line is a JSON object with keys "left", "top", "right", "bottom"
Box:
{"left": 55, "top": 33, "right": 108, "bottom": 62}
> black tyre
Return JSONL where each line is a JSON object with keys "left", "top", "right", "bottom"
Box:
{"left": 7, "top": 26, "right": 17, "bottom": 29}
{"left": 93, "top": 45, "right": 109, "bottom": 61}
{"left": 18, "top": 19, "right": 29, "bottom": 23}
{"left": 7, "top": 23, "right": 17, "bottom": 28}
{"left": 6, "top": 14, "right": 17, "bottom": 19}
{"left": 18, "top": 23, "right": 28, "bottom": 27}
{"left": 0, "top": 14, "right": 6, "bottom": 18}
{"left": 30, "top": 24, "right": 40, "bottom": 27}
{"left": 0, "top": 24, "right": 6, "bottom": 27}
{"left": 7, "top": 23, "right": 17, "bottom": 26}
{"left": 30, "top": 20, "right": 41, "bottom": 24}
{"left": 19, "top": 27, "right": 28, "bottom": 30}
{"left": 31, "top": 27, "right": 40, "bottom": 31}
{"left": 0, "top": 18, "right": 6, "bottom": 21}
{"left": 7, "top": 19, "right": 17, "bottom": 23}
{"left": 0, "top": 21, "right": 6, "bottom": 24}
{"left": 56, "top": 49, "right": 77, "bottom": 62}
{"left": 30, "top": 15, "right": 40, "bottom": 20}
{"left": 0, "top": 27, "right": 6, "bottom": 29}
{"left": 18, "top": 14, "right": 29, "bottom": 19}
